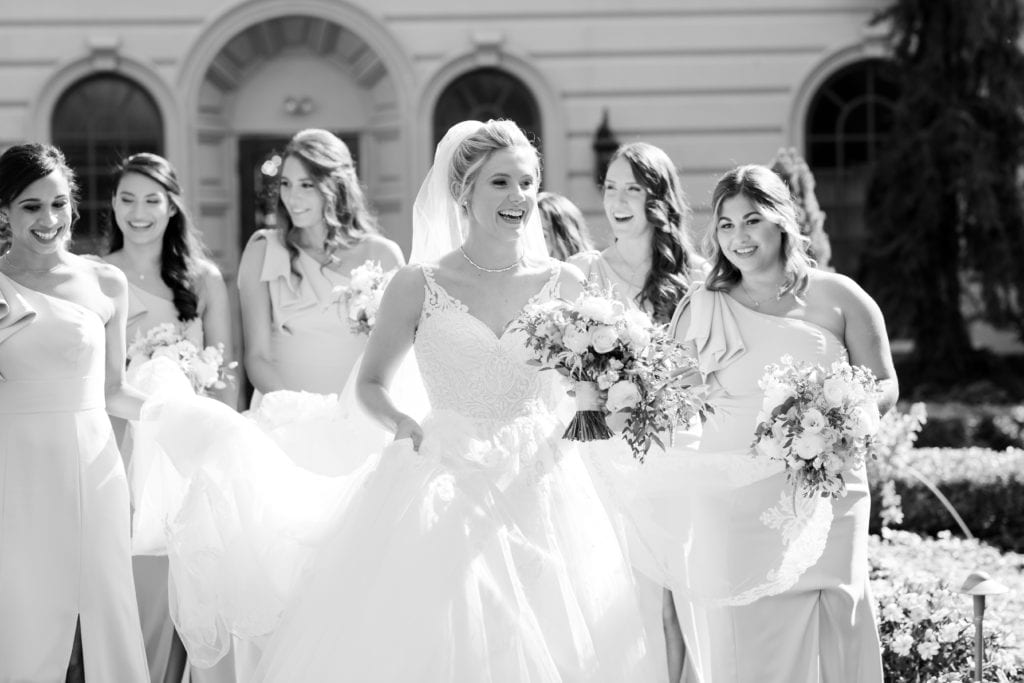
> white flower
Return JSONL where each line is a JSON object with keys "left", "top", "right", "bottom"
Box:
{"left": 756, "top": 435, "right": 787, "bottom": 462}
{"left": 152, "top": 346, "right": 180, "bottom": 362}
{"left": 348, "top": 261, "right": 379, "bottom": 292}
{"left": 761, "top": 379, "right": 794, "bottom": 412}
{"left": 792, "top": 431, "right": 827, "bottom": 460}
{"left": 938, "top": 622, "right": 963, "bottom": 643}
{"left": 622, "top": 309, "right": 653, "bottom": 349}
{"left": 189, "top": 356, "right": 220, "bottom": 389}
{"left": 881, "top": 602, "right": 905, "bottom": 623}
{"left": 590, "top": 325, "right": 620, "bottom": 354}
{"left": 577, "top": 296, "right": 618, "bottom": 324}
{"left": 562, "top": 324, "right": 591, "bottom": 354}
{"left": 606, "top": 380, "right": 641, "bottom": 412}
{"left": 916, "top": 640, "right": 940, "bottom": 661}
{"left": 822, "top": 376, "right": 852, "bottom": 407}
{"left": 800, "top": 408, "right": 826, "bottom": 434}
{"left": 848, "top": 403, "right": 881, "bottom": 438}
{"left": 891, "top": 632, "right": 914, "bottom": 656}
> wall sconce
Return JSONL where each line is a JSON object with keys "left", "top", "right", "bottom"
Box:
{"left": 592, "top": 108, "right": 620, "bottom": 186}
{"left": 283, "top": 96, "right": 314, "bottom": 116}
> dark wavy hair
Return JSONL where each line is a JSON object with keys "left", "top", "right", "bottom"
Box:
{"left": 107, "top": 152, "right": 206, "bottom": 321}
{"left": 0, "top": 143, "right": 79, "bottom": 255}
{"left": 702, "top": 164, "right": 814, "bottom": 300}
{"left": 276, "top": 129, "right": 378, "bottom": 277}
{"left": 537, "top": 192, "right": 591, "bottom": 261}
{"left": 608, "top": 142, "right": 696, "bottom": 324}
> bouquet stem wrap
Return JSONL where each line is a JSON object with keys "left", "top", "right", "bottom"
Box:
{"left": 563, "top": 380, "right": 614, "bottom": 441}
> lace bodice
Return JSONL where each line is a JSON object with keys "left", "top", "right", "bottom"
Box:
{"left": 414, "top": 266, "right": 563, "bottom": 421}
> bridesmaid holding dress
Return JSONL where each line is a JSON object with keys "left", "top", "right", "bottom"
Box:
{"left": 238, "top": 128, "right": 404, "bottom": 402}
{"left": 0, "top": 143, "right": 148, "bottom": 682}
{"left": 570, "top": 142, "right": 708, "bottom": 681}
{"left": 232, "top": 127, "right": 403, "bottom": 677}
{"left": 103, "top": 152, "right": 235, "bottom": 683}
{"left": 666, "top": 165, "right": 893, "bottom": 682}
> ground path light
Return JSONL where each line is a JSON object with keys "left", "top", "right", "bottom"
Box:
{"left": 958, "top": 570, "right": 1008, "bottom": 682}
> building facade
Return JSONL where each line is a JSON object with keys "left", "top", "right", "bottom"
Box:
{"left": 2, "top": 0, "right": 896, "bottom": 279}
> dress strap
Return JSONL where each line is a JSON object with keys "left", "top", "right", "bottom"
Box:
{"left": 420, "top": 266, "right": 465, "bottom": 316}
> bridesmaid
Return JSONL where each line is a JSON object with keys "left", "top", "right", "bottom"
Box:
{"left": 537, "top": 190, "right": 592, "bottom": 260}
{"left": 0, "top": 143, "right": 148, "bottom": 681}
{"left": 238, "top": 128, "right": 404, "bottom": 402}
{"left": 570, "top": 142, "right": 707, "bottom": 324}
{"left": 233, "top": 127, "right": 403, "bottom": 677}
{"left": 102, "top": 152, "right": 235, "bottom": 683}
{"left": 666, "top": 165, "right": 894, "bottom": 682}
{"left": 570, "top": 142, "right": 707, "bottom": 681}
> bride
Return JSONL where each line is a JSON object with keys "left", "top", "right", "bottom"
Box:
{"left": 251, "top": 119, "right": 657, "bottom": 681}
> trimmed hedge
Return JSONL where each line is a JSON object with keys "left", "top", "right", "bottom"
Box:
{"left": 868, "top": 447, "right": 1024, "bottom": 553}
{"left": 912, "top": 402, "right": 1024, "bottom": 450}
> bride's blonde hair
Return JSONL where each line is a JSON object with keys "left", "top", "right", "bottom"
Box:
{"left": 447, "top": 120, "right": 540, "bottom": 209}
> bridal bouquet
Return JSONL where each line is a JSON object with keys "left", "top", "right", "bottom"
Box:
{"left": 127, "top": 322, "right": 236, "bottom": 396}
{"left": 752, "top": 356, "right": 881, "bottom": 498}
{"left": 338, "top": 260, "right": 395, "bottom": 335}
{"left": 516, "top": 286, "right": 708, "bottom": 461}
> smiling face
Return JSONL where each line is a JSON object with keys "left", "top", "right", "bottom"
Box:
{"left": 602, "top": 156, "right": 651, "bottom": 241}
{"left": 714, "top": 192, "right": 784, "bottom": 273}
{"left": 112, "top": 171, "right": 177, "bottom": 247}
{"left": 466, "top": 146, "right": 539, "bottom": 243}
{"left": 3, "top": 169, "right": 73, "bottom": 255}
{"left": 279, "top": 155, "right": 327, "bottom": 233}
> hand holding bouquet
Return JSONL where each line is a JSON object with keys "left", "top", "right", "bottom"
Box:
{"left": 127, "top": 322, "right": 236, "bottom": 396}
{"left": 752, "top": 356, "right": 881, "bottom": 497}
{"left": 338, "top": 260, "right": 395, "bottom": 335}
{"left": 516, "top": 286, "right": 708, "bottom": 461}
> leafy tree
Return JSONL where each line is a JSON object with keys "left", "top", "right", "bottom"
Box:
{"left": 864, "top": 0, "right": 1024, "bottom": 380}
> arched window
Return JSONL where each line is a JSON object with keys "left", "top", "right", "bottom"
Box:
{"left": 805, "top": 59, "right": 899, "bottom": 275}
{"left": 433, "top": 68, "right": 542, "bottom": 154}
{"left": 52, "top": 74, "right": 163, "bottom": 254}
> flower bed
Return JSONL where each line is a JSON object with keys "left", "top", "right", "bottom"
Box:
{"left": 871, "top": 529, "right": 1023, "bottom": 681}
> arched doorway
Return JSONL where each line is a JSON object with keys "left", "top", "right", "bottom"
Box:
{"left": 181, "top": 11, "right": 410, "bottom": 269}
{"left": 805, "top": 58, "right": 900, "bottom": 275}
{"left": 51, "top": 73, "right": 163, "bottom": 255}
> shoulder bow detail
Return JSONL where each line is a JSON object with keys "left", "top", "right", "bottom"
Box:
{"left": 684, "top": 287, "right": 746, "bottom": 378}
{"left": 0, "top": 273, "right": 37, "bottom": 347}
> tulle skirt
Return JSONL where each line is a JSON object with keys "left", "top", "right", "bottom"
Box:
{"left": 253, "top": 408, "right": 657, "bottom": 682}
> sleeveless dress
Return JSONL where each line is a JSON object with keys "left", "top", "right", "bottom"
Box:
{"left": 250, "top": 229, "right": 366, "bottom": 397}
{"left": 118, "top": 283, "right": 236, "bottom": 683}
{"left": 251, "top": 264, "right": 656, "bottom": 682}
{"left": 684, "top": 288, "right": 883, "bottom": 682}
{"left": 0, "top": 273, "right": 148, "bottom": 682}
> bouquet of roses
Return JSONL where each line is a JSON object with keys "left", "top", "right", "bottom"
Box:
{"left": 338, "top": 260, "right": 395, "bottom": 335}
{"left": 515, "top": 285, "right": 708, "bottom": 461}
{"left": 752, "top": 356, "right": 881, "bottom": 498}
{"left": 127, "top": 322, "right": 236, "bottom": 396}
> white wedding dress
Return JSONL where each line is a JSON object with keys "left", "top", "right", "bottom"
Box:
{"left": 251, "top": 264, "right": 656, "bottom": 682}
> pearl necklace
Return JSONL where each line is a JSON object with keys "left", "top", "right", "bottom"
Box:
{"left": 0, "top": 254, "right": 64, "bottom": 275}
{"left": 459, "top": 246, "right": 523, "bottom": 273}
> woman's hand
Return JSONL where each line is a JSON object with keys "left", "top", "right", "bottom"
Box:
{"left": 394, "top": 415, "right": 424, "bottom": 451}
